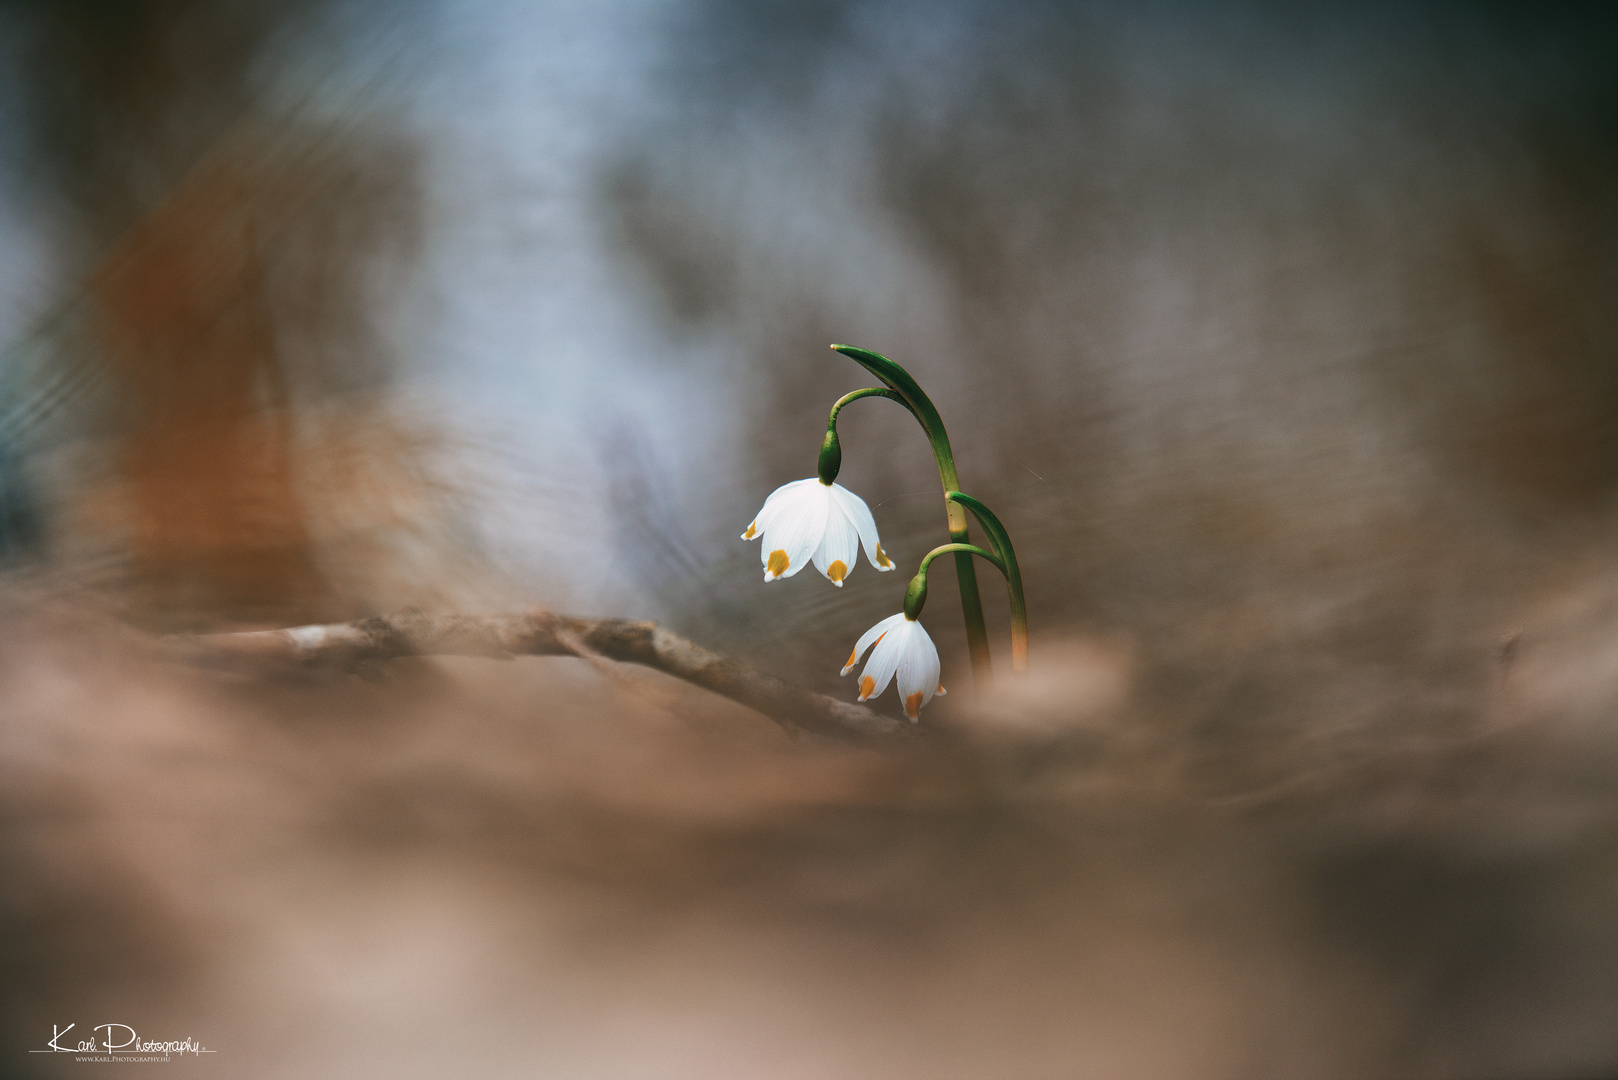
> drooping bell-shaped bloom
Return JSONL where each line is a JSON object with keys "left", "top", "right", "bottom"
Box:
{"left": 741, "top": 478, "right": 894, "bottom": 585}
{"left": 841, "top": 612, "right": 946, "bottom": 721}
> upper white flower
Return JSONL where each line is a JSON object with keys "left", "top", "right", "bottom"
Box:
{"left": 741, "top": 478, "right": 894, "bottom": 585}
{"left": 841, "top": 612, "right": 945, "bottom": 721}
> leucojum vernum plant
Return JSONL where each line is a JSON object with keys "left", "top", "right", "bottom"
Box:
{"left": 742, "top": 344, "right": 1028, "bottom": 721}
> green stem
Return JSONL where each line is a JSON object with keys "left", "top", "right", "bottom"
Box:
{"left": 917, "top": 542, "right": 1004, "bottom": 575}
{"left": 945, "top": 492, "right": 1027, "bottom": 672}
{"left": 819, "top": 387, "right": 911, "bottom": 486}
{"left": 905, "top": 543, "right": 1005, "bottom": 619}
{"left": 829, "top": 386, "right": 912, "bottom": 425}
{"left": 831, "top": 344, "right": 993, "bottom": 686}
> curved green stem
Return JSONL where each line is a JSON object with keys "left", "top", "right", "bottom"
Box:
{"left": 829, "top": 386, "right": 912, "bottom": 424}
{"left": 945, "top": 492, "right": 1027, "bottom": 672}
{"left": 917, "top": 542, "right": 1003, "bottom": 578}
{"left": 905, "top": 543, "right": 1004, "bottom": 622}
{"left": 819, "top": 387, "right": 911, "bottom": 485}
{"left": 832, "top": 344, "right": 993, "bottom": 685}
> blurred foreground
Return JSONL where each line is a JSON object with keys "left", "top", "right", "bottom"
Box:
{"left": 2, "top": 591, "right": 1616, "bottom": 1078}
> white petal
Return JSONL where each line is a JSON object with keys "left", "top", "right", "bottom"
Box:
{"left": 842, "top": 612, "right": 906, "bottom": 676}
{"left": 760, "top": 482, "right": 829, "bottom": 581}
{"left": 830, "top": 483, "right": 893, "bottom": 571}
{"left": 812, "top": 495, "right": 860, "bottom": 585}
{"left": 761, "top": 477, "right": 819, "bottom": 508}
{"left": 855, "top": 618, "right": 911, "bottom": 702}
{"left": 894, "top": 620, "right": 942, "bottom": 721}
{"left": 742, "top": 477, "right": 817, "bottom": 540}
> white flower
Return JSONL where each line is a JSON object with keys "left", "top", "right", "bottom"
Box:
{"left": 841, "top": 612, "right": 946, "bottom": 721}
{"left": 741, "top": 477, "right": 894, "bottom": 585}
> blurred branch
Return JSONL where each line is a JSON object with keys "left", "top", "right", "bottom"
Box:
{"left": 172, "top": 611, "right": 915, "bottom": 741}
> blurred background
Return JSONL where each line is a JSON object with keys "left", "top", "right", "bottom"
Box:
{"left": 2, "top": 1, "right": 1617, "bottom": 1076}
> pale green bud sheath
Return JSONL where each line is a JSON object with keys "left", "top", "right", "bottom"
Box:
{"left": 945, "top": 492, "right": 1027, "bottom": 672}
{"left": 831, "top": 344, "right": 994, "bottom": 684}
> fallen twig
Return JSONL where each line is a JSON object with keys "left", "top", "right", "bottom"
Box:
{"left": 171, "top": 610, "right": 915, "bottom": 740}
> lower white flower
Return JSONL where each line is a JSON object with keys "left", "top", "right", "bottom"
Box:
{"left": 741, "top": 477, "right": 894, "bottom": 585}
{"left": 841, "top": 612, "right": 946, "bottom": 721}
